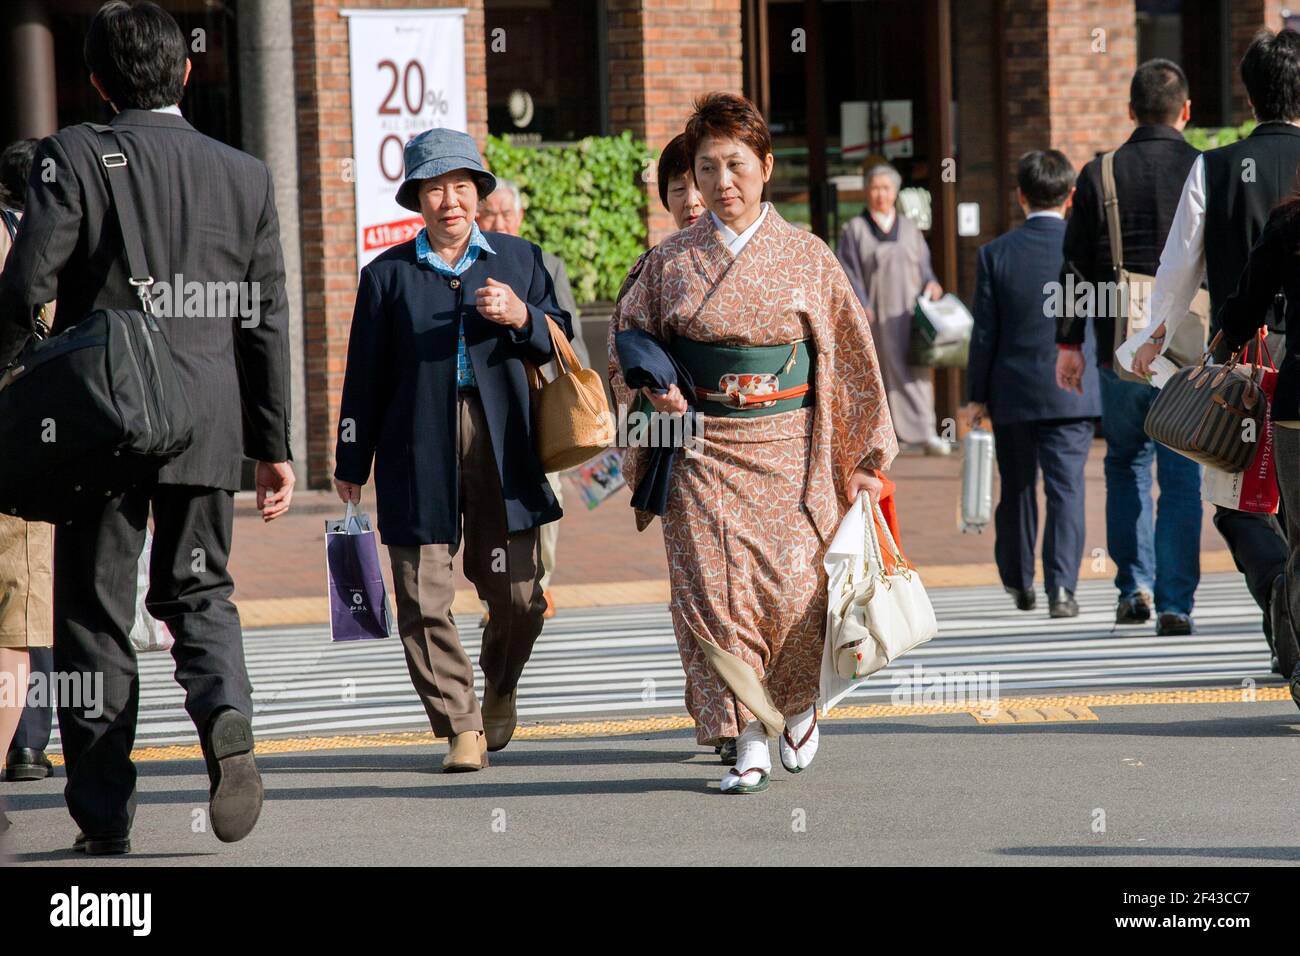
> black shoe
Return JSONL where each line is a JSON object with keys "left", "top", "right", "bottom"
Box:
{"left": 717, "top": 738, "right": 737, "bottom": 766}
{"left": 1005, "top": 587, "right": 1036, "bottom": 611}
{"left": 1116, "top": 593, "right": 1152, "bottom": 625}
{"left": 72, "top": 831, "right": 131, "bottom": 855}
{"left": 1048, "top": 587, "right": 1079, "bottom": 618}
{"left": 1290, "top": 662, "right": 1300, "bottom": 714}
{"left": 4, "top": 748, "right": 54, "bottom": 781}
{"left": 203, "top": 709, "right": 264, "bottom": 844}
{"left": 1156, "top": 612, "right": 1193, "bottom": 636}
{"left": 1270, "top": 575, "right": 1300, "bottom": 679}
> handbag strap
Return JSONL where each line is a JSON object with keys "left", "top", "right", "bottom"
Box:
{"left": 528, "top": 315, "right": 585, "bottom": 392}
{"left": 1100, "top": 150, "right": 1124, "bottom": 275}
{"left": 545, "top": 315, "right": 584, "bottom": 374}
{"left": 859, "top": 492, "right": 906, "bottom": 576}
{"left": 1252, "top": 328, "right": 1276, "bottom": 371}
{"left": 88, "top": 124, "right": 155, "bottom": 313}
{"left": 860, "top": 494, "right": 885, "bottom": 577}
{"left": 871, "top": 497, "right": 908, "bottom": 572}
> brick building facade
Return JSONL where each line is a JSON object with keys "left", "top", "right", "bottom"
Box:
{"left": 285, "top": 0, "right": 741, "bottom": 482}
{"left": 290, "top": 0, "right": 490, "bottom": 490}
{"left": 0, "top": 0, "right": 1290, "bottom": 485}
{"left": 606, "top": 0, "right": 744, "bottom": 241}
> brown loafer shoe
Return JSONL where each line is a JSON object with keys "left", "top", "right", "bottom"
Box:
{"left": 442, "top": 731, "right": 487, "bottom": 772}
{"left": 482, "top": 683, "right": 518, "bottom": 752}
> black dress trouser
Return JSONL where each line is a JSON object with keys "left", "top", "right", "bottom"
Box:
{"left": 1211, "top": 506, "right": 1287, "bottom": 621}
{"left": 992, "top": 418, "right": 1094, "bottom": 595}
{"left": 53, "top": 482, "right": 252, "bottom": 838}
{"left": 11, "top": 646, "right": 53, "bottom": 751}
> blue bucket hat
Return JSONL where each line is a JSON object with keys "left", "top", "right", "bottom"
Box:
{"left": 395, "top": 128, "right": 497, "bottom": 212}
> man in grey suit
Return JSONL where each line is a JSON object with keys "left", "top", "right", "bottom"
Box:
{"left": 0, "top": 1, "right": 294, "bottom": 853}
{"left": 478, "top": 178, "right": 589, "bottom": 618}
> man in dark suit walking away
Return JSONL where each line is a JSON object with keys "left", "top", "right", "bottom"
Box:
{"left": 966, "top": 150, "right": 1100, "bottom": 618}
{"left": 1131, "top": 31, "right": 1300, "bottom": 670}
{"left": 0, "top": 1, "right": 294, "bottom": 854}
{"left": 1056, "top": 60, "right": 1204, "bottom": 638}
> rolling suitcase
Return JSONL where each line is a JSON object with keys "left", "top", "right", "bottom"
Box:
{"left": 960, "top": 429, "right": 994, "bottom": 533}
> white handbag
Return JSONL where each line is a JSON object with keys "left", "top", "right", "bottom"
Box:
{"left": 824, "top": 494, "right": 937, "bottom": 695}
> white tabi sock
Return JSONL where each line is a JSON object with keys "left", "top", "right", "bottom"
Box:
{"left": 719, "top": 719, "right": 771, "bottom": 792}
{"left": 778, "top": 704, "right": 819, "bottom": 772}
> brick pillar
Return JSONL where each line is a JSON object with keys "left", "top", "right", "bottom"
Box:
{"left": 1229, "top": 0, "right": 1287, "bottom": 124}
{"left": 606, "top": 0, "right": 744, "bottom": 244}
{"left": 954, "top": 0, "right": 1001, "bottom": 298}
{"left": 1002, "top": 0, "right": 1136, "bottom": 226}
{"left": 292, "top": 0, "right": 487, "bottom": 487}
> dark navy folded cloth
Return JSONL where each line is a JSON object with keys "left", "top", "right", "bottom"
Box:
{"left": 614, "top": 328, "right": 697, "bottom": 516}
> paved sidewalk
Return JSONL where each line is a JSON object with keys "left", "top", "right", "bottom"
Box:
{"left": 228, "top": 441, "right": 1235, "bottom": 626}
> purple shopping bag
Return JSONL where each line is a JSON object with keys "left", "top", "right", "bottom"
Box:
{"left": 325, "top": 503, "right": 394, "bottom": 641}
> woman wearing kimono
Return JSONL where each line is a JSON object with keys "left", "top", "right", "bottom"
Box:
{"left": 609, "top": 93, "right": 897, "bottom": 793}
{"left": 837, "top": 164, "right": 949, "bottom": 454}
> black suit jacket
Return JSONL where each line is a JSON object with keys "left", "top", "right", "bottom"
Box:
{"left": 969, "top": 216, "right": 1101, "bottom": 424}
{"left": 1057, "top": 125, "right": 1200, "bottom": 363}
{"left": 0, "top": 109, "right": 291, "bottom": 490}
{"left": 333, "top": 233, "right": 570, "bottom": 546}
{"left": 1202, "top": 121, "right": 1300, "bottom": 329}
{"left": 1219, "top": 203, "right": 1300, "bottom": 419}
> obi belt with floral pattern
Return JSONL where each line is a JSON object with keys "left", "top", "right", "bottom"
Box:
{"left": 669, "top": 336, "right": 815, "bottom": 418}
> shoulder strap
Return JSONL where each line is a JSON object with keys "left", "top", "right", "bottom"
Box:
{"left": 1, "top": 207, "right": 17, "bottom": 242}
{"left": 88, "top": 124, "right": 155, "bottom": 312}
{"left": 1100, "top": 150, "right": 1124, "bottom": 275}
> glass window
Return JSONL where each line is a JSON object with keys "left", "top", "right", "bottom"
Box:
{"left": 47, "top": 0, "right": 241, "bottom": 146}
{"left": 485, "top": 0, "right": 603, "bottom": 143}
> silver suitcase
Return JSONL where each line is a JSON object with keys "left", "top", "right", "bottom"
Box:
{"left": 959, "top": 429, "right": 995, "bottom": 533}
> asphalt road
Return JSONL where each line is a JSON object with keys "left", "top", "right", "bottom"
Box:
{"left": 6, "top": 700, "right": 1299, "bottom": 867}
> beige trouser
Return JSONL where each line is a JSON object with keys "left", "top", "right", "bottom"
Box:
{"left": 388, "top": 392, "right": 547, "bottom": 738}
{"left": 0, "top": 515, "right": 53, "bottom": 648}
{"left": 538, "top": 472, "right": 563, "bottom": 591}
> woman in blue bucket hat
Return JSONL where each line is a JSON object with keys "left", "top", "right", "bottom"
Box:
{"left": 334, "top": 128, "right": 573, "bottom": 772}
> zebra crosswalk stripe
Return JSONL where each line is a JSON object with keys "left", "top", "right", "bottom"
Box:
{"left": 50, "top": 572, "right": 1280, "bottom": 748}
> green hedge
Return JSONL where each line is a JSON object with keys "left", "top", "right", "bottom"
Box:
{"left": 484, "top": 132, "right": 653, "bottom": 305}
{"left": 1183, "top": 121, "right": 1257, "bottom": 151}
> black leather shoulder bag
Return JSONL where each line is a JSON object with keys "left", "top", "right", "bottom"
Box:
{"left": 0, "top": 125, "right": 195, "bottom": 523}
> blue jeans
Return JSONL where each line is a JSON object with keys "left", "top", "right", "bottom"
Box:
{"left": 1098, "top": 367, "right": 1202, "bottom": 615}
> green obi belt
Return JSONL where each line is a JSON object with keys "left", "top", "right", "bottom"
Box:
{"left": 670, "top": 336, "right": 816, "bottom": 418}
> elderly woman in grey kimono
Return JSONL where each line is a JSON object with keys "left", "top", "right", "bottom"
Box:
{"left": 836, "top": 163, "right": 949, "bottom": 454}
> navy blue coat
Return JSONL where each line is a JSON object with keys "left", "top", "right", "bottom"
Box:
{"left": 334, "top": 233, "right": 572, "bottom": 545}
{"left": 967, "top": 216, "right": 1101, "bottom": 425}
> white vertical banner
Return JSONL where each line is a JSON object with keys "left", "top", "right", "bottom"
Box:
{"left": 341, "top": 8, "right": 468, "bottom": 270}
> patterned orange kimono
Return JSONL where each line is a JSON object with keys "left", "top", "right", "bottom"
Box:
{"left": 609, "top": 208, "right": 897, "bottom": 745}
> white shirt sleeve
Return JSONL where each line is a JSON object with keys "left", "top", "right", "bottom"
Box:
{"left": 1144, "top": 155, "right": 1206, "bottom": 353}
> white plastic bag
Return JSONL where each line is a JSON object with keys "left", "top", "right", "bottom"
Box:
{"left": 128, "top": 528, "right": 172, "bottom": 652}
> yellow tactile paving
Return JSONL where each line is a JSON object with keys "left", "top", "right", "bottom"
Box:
{"left": 972, "top": 705, "right": 1099, "bottom": 723}
{"left": 234, "top": 555, "right": 1242, "bottom": 626}
{"left": 42, "top": 685, "right": 1292, "bottom": 766}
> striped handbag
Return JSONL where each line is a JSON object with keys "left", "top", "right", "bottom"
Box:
{"left": 1143, "top": 331, "right": 1268, "bottom": 473}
